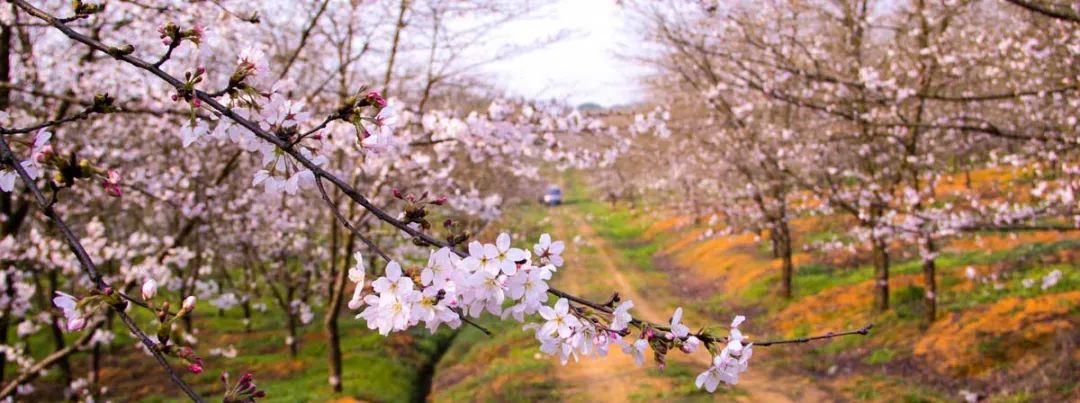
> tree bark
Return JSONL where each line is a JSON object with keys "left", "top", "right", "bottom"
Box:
{"left": 777, "top": 220, "right": 794, "bottom": 299}
{"left": 286, "top": 283, "right": 299, "bottom": 359}
{"left": 241, "top": 299, "right": 252, "bottom": 333}
{"left": 324, "top": 211, "right": 343, "bottom": 392}
{"left": 921, "top": 236, "right": 937, "bottom": 325}
{"left": 325, "top": 206, "right": 358, "bottom": 392}
{"left": 871, "top": 237, "right": 890, "bottom": 312}
{"left": 287, "top": 309, "right": 299, "bottom": 359}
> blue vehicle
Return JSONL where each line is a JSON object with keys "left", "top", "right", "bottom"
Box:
{"left": 543, "top": 185, "right": 563, "bottom": 206}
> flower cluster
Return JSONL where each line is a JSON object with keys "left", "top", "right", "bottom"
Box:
{"left": 353, "top": 232, "right": 751, "bottom": 392}
{"left": 140, "top": 278, "right": 204, "bottom": 374}
{"left": 354, "top": 233, "right": 556, "bottom": 335}
{"left": 695, "top": 316, "right": 753, "bottom": 391}
{"left": 222, "top": 372, "right": 266, "bottom": 402}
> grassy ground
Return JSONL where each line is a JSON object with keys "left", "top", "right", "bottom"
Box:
{"left": 11, "top": 170, "right": 1078, "bottom": 402}
{"left": 68, "top": 299, "right": 452, "bottom": 402}
{"left": 574, "top": 185, "right": 1080, "bottom": 401}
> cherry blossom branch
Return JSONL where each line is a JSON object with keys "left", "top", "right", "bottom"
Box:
{"left": 0, "top": 134, "right": 205, "bottom": 402}
{"left": 0, "top": 320, "right": 101, "bottom": 399}
{"left": 315, "top": 177, "right": 492, "bottom": 336}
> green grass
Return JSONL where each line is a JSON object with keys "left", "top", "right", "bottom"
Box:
{"left": 433, "top": 318, "right": 557, "bottom": 402}
{"left": 6, "top": 282, "right": 454, "bottom": 402}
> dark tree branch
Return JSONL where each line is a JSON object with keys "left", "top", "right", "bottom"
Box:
{"left": 1002, "top": 0, "right": 1080, "bottom": 23}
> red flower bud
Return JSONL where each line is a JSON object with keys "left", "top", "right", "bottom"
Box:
{"left": 188, "top": 363, "right": 203, "bottom": 374}
{"left": 366, "top": 91, "right": 387, "bottom": 108}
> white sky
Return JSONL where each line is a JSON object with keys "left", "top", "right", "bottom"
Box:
{"left": 480, "top": 0, "right": 652, "bottom": 107}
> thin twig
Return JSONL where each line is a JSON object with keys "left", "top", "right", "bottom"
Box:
{"left": 152, "top": 42, "right": 178, "bottom": 68}
{"left": 754, "top": 323, "right": 874, "bottom": 347}
{"left": 0, "top": 109, "right": 92, "bottom": 135}
{"left": 315, "top": 177, "right": 391, "bottom": 262}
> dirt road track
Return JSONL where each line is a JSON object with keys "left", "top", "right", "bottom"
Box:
{"left": 549, "top": 206, "right": 834, "bottom": 402}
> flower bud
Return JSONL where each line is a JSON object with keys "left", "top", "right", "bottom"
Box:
{"left": 181, "top": 295, "right": 197, "bottom": 312}
{"left": 67, "top": 317, "right": 87, "bottom": 332}
{"left": 366, "top": 91, "right": 387, "bottom": 108}
{"left": 141, "top": 279, "right": 158, "bottom": 301}
{"left": 188, "top": 363, "right": 204, "bottom": 374}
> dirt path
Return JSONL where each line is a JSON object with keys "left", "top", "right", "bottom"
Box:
{"left": 550, "top": 205, "right": 835, "bottom": 402}
{"left": 551, "top": 208, "right": 673, "bottom": 402}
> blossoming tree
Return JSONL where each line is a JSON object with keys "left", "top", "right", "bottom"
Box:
{"left": 0, "top": 0, "right": 874, "bottom": 400}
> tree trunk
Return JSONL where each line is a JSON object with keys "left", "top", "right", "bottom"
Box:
{"left": 287, "top": 312, "right": 299, "bottom": 359}
{"left": 921, "top": 236, "right": 937, "bottom": 325}
{"left": 872, "top": 237, "right": 890, "bottom": 312}
{"left": 325, "top": 311, "right": 344, "bottom": 392}
{"left": 325, "top": 279, "right": 352, "bottom": 391}
{"left": 770, "top": 228, "right": 780, "bottom": 259}
{"left": 242, "top": 299, "right": 252, "bottom": 333}
{"left": 324, "top": 214, "right": 344, "bottom": 392}
{"left": 778, "top": 221, "right": 794, "bottom": 299}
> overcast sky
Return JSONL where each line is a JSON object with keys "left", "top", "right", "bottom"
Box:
{"left": 480, "top": 0, "right": 652, "bottom": 107}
